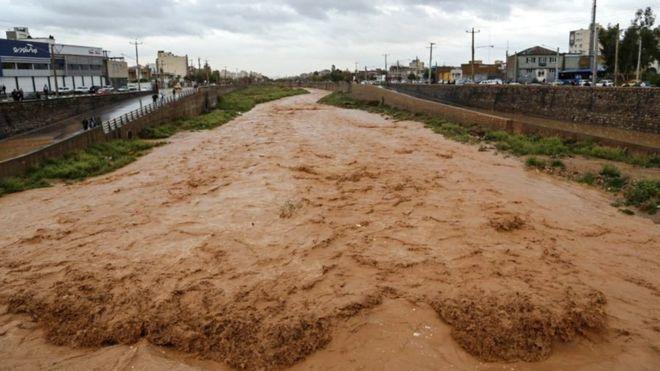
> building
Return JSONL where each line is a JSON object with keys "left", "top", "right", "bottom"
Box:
{"left": 461, "top": 60, "right": 504, "bottom": 83}
{"left": 433, "top": 66, "right": 454, "bottom": 83}
{"left": 409, "top": 58, "right": 425, "bottom": 74}
{"left": 5, "top": 27, "right": 54, "bottom": 45}
{"left": 156, "top": 51, "right": 188, "bottom": 81}
{"left": 558, "top": 53, "right": 605, "bottom": 81}
{"left": 128, "top": 65, "right": 152, "bottom": 82}
{"left": 104, "top": 57, "right": 128, "bottom": 88}
{"left": 569, "top": 25, "right": 602, "bottom": 55}
{"left": 506, "top": 46, "right": 562, "bottom": 83}
{"left": 1, "top": 27, "right": 107, "bottom": 93}
{"left": 507, "top": 45, "right": 604, "bottom": 83}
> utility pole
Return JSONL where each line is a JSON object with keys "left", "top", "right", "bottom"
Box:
{"left": 129, "top": 39, "right": 143, "bottom": 91}
{"left": 555, "top": 47, "right": 560, "bottom": 82}
{"left": 355, "top": 61, "right": 358, "bottom": 82}
{"left": 466, "top": 28, "right": 480, "bottom": 82}
{"left": 224, "top": 66, "right": 227, "bottom": 82}
{"left": 614, "top": 24, "right": 620, "bottom": 86}
{"left": 383, "top": 54, "right": 389, "bottom": 83}
{"left": 205, "top": 59, "right": 210, "bottom": 84}
{"left": 589, "top": 0, "right": 598, "bottom": 85}
{"left": 428, "top": 42, "right": 435, "bottom": 84}
{"left": 49, "top": 43, "right": 60, "bottom": 97}
{"left": 635, "top": 27, "right": 643, "bottom": 81}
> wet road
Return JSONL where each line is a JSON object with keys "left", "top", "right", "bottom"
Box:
{"left": 0, "top": 89, "right": 187, "bottom": 161}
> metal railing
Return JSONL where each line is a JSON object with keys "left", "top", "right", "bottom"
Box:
{"left": 101, "top": 88, "right": 197, "bottom": 134}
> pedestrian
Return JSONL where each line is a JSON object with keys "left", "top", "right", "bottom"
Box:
{"left": 152, "top": 93, "right": 158, "bottom": 104}
{"left": 82, "top": 118, "right": 89, "bottom": 131}
{"left": 18, "top": 88, "right": 24, "bottom": 101}
{"left": 11, "top": 89, "right": 18, "bottom": 102}
{"left": 43, "top": 84, "right": 49, "bottom": 97}
{"left": 0, "top": 85, "right": 6, "bottom": 98}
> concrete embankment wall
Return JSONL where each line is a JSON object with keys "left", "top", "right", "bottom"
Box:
{"left": 303, "top": 82, "right": 657, "bottom": 153}
{"left": 0, "top": 86, "right": 238, "bottom": 178}
{"left": 347, "top": 84, "right": 513, "bottom": 132}
{"left": 389, "top": 84, "right": 660, "bottom": 135}
{"left": 0, "top": 91, "right": 151, "bottom": 139}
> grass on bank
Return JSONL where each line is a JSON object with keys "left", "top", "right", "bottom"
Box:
{"left": 0, "top": 86, "right": 308, "bottom": 197}
{"left": 319, "top": 91, "right": 660, "bottom": 214}
{"left": 140, "top": 86, "right": 308, "bottom": 139}
{"left": 0, "top": 140, "right": 158, "bottom": 197}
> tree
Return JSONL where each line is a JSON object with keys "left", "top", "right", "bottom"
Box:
{"left": 408, "top": 72, "right": 418, "bottom": 81}
{"left": 599, "top": 7, "right": 659, "bottom": 81}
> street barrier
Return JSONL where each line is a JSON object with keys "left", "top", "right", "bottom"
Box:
{"left": 101, "top": 88, "right": 196, "bottom": 134}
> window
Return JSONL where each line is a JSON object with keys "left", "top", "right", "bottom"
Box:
{"left": 17, "top": 63, "right": 32, "bottom": 70}
{"left": 80, "top": 64, "right": 89, "bottom": 70}
{"left": 33, "top": 63, "right": 50, "bottom": 70}
{"left": 68, "top": 64, "right": 80, "bottom": 70}
{"left": 1, "top": 62, "right": 15, "bottom": 69}
{"left": 550, "top": 57, "right": 556, "bottom": 63}
{"left": 90, "top": 64, "right": 101, "bottom": 70}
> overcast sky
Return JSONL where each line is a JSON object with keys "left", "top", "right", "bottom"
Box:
{"left": 0, "top": 0, "right": 653, "bottom": 77}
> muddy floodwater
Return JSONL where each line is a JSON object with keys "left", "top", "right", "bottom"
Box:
{"left": 0, "top": 89, "right": 659, "bottom": 370}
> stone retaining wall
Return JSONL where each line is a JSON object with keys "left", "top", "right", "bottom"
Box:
{"left": 390, "top": 84, "right": 660, "bottom": 134}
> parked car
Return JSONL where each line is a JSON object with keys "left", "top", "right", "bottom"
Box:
{"left": 57, "top": 86, "right": 73, "bottom": 94}
{"left": 596, "top": 79, "right": 614, "bottom": 87}
{"left": 89, "top": 85, "right": 102, "bottom": 94}
{"left": 479, "top": 79, "right": 503, "bottom": 85}
{"left": 622, "top": 80, "right": 654, "bottom": 87}
{"left": 74, "top": 86, "right": 90, "bottom": 94}
{"left": 96, "top": 87, "right": 114, "bottom": 95}
{"left": 117, "top": 86, "right": 128, "bottom": 92}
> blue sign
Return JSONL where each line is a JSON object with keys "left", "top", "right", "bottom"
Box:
{"left": 0, "top": 39, "right": 50, "bottom": 59}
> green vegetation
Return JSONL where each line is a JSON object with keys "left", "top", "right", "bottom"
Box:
{"left": 0, "top": 140, "right": 158, "bottom": 197}
{"left": 525, "top": 156, "right": 547, "bottom": 169}
{"left": 624, "top": 180, "right": 659, "bottom": 214}
{"left": 599, "top": 164, "right": 629, "bottom": 192}
{"left": 550, "top": 159, "right": 566, "bottom": 169}
{"left": 140, "top": 110, "right": 238, "bottom": 139}
{"left": 141, "top": 86, "right": 307, "bottom": 139}
{"left": 578, "top": 172, "right": 597, "bottom": 186}
{"left": 319, "top": 91, "right": 660, "bottom": 214}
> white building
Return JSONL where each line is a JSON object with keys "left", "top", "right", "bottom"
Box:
{"left": 569, "top": 25, "right": 602, "bottom": 55}
{"left": 156, "top": 51, "right": 188, "bottom": 80}
{"left": 1, "top": 27, "right": 107, "bottom": 93}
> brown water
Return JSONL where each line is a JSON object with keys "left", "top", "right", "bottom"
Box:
{"left": 0, "top": 89, "right": 659, "bottom": 370}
